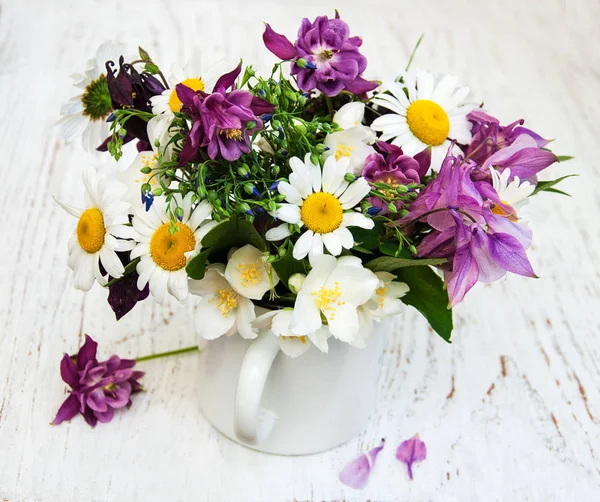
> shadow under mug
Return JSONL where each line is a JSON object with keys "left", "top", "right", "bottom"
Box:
{"left": 197, "top": 315, "right": 388, "bottom": 455}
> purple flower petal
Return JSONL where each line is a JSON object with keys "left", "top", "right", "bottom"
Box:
{"left": 488, "top": 232, "right": 537, "bottom": 278}
{"left": 339, "top": 439, "right": 385, "bottom": 490}
{"left": 76, "top": 335, "right": 98, "bottom": 371}
{"left": 105, "top": 381, "right": 132, "bottom": 409}
{"left": 213, "top": 62, "right": 242, "bottom": 93}
{"left": 51, "top": 394, "right": 80, "bottom": 425}
{"left": 59, "top": 353, "right": 79, "bottom": 389}
{"left": 87, "top": 389, "right": 108, "bottom": 413}
{"left": 263, "top": 23, "right": 297, "bottom": 60}
{"left": 396, "top": 435, "right": 427, "bottom": 480}
{"left": 94, "top": 407, "right": 115, "bottom": 424}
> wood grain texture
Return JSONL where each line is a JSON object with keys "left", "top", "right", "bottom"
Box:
{"left": 1, "top": 0, "right": 599, "bottom": 500}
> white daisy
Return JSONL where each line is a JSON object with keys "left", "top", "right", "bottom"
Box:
{"left": 130, "top": 193, "right": 216, "bottom": 303}
{"left": 265, "top": 154, "right": 374, "bottom": 260}
{"left": 55, "top": 168, "right": 135, "bottom": 291}
{"left": 289, "top": 254, "right": 379, "bottom": 347}
{"left": 253, "top": 309, "right": 331, "bottom": 358}
{"left": 490, "top": 167, "right": 535, "bottom": 213}
{"left": 370, "top": 69, "right": 475, "bottom": 170}
{"left": 150, "top": 52, "right": 222, "bottom": 117}
{"left": 57, "top": 41, "right": 129, "bottom": 152}
{"left": 324, "top": 102, "right": 376, "bottom": 176}
{"left": 189, "top": 264, "right": 257, "bottom": 340}
{"left": 224, "top": 245, "right": 279, "bottom": 300}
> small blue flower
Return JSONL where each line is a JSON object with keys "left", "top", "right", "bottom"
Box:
{"left": 252, "top": 187, "right": 261, "bottom": 198}
{"left": 305, "top": 61, "right": 317, "bottom": 70}
{"left": 259, "top": 89, "right": 266, "bottom": 97}
{"left": 141, "top": 192, "right": 154, "bottom": 211}
{"left": 269, "top": 181, "right": 280, "bottom": 191}
{"left": 367, "top": 207, "right": 382, "bottom": 216}
{"left": 262, "top": 113, "right": 273, "bottom": 122}
{"left": 245, "top": 209, "right": 254, "bottom": 216}
{"left": 280, "top": 149, "right": 288, "bottom": 156}
{"left": 107, "top": 113, "right": 116, "bottom": 123}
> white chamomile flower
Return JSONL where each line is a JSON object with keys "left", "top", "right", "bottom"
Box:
{"left": 490, "top": 167, "right": 535, "bottom": 216}
{"left": 189, "top": 264, "right": 257, "bottom": 340}
{"left": 265, "top": 154, "right": 374, "bottom": 260}
{"left": 55, "top": 168, "right": 135, "bottom": 291}
{"left": 371, "top": 69, "right": 475, "bottom": 170}
{"left": 253, "top": 310, "right": 331, "bottom": 358}
{"left": 224, "top": 245, "right": 279, "bottom": 300}
{"left": 57, "top": 41, "right": 129, "bottom": 151}
{"left": 130, "top": 193, "right": 216, "bottom": 303}
{"left": 117, "top": 150, "right": 168, "bottom": 210}
{"left": 289, "top": 254, "right": 379, "bottom": 347}
{"left": 324, "top": 102, "right": 376, "bottom": 176}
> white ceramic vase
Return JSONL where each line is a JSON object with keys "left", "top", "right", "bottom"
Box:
{"left": 197, "top": 316, "right": 388, "bottom": 455}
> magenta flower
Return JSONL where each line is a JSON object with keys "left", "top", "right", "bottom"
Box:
{"left": 263, "top": 12, "right": 378, "bottom": 97}
{"left": 339, "top": 439, "right": 385, "bottom": 490}
{"left": 52, "top": 335, "right": 144, "bottom": 428}
{"left": 396, "top": 435, "right": 427, "bottom": 480}
{"left": 176, "top": 63, "right": 275, "bottom": 164}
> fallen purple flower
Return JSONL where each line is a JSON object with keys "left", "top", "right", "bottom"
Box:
{"left": 339, "top": 439, "right": 385, "bottom": 490}
{"left": 52, "top": 335, "right": 144, "bottom": 428}
{"left": 396, "top": 434, "right": 427, "bottom": 480}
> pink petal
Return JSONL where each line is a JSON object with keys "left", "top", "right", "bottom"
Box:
{"left": 339, "top": 439, "right": 385, "bottom": 490}
{"left": 396, "top": 434, "right": 427, "bottom": 480}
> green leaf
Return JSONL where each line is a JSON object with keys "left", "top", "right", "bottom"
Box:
{"left": 395, "top": 267, "right": 453, "bottom": 342}
{"left": 138, "top": 46, "right": 151, "bottom": 61}
{"left": 144, "top": 63, "right": 159, "bottom": 75}
{"left": 104, "top": 258, "right": 140, "bottom": 287}
{"left": 531, "top": 174, "right": 577, "bottom": 196}
{"left": 351, "top": 222, "right": 384, "bottom": 251}
{"left": 271, "top": 246, "right": 306, "bottom": 288}
{"left": 201, "top": 217, "right": 266, "bottom": 251}
{"left": 542, "top": 187, "right": 571, "bottom": 196}
{"left": 556, "top": 155, "right": 574, "bottom": 162}
{"left": 185, "top": 248, "right": 212, "bottom": 280}
{"left": 379, "top": 241, "right": 402, "bottom": 257}
{"left": 365, "top": 256, "right": 447, "bottom": 272}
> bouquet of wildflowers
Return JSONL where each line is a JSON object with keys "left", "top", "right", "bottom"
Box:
{"left": 56, "top": 11, "right": 572, "bottom": 354}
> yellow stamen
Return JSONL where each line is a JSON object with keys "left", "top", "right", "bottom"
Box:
{"left": 281, "top": 335, "right": 307, "bottom": 344}
{"left": 375, "top": 286, "right": 387, "bottom": 309}
{"left": 406, "top": 99, "right": 450, "bottom": 146}
{"left": 219, "top": 128, "right": 243, "bottom": 141}
{"left": 76, "top": 208, "right": 105, "bottom": 253}
{"left": 238, "top": 260, "right": 263, "bottom": 287}
{"left": 491, "top": 201, "right": 518, "bottom": 222}
{"left": 334, "top": 144, "right": 354, "bottom": 160}
{"left": 312, "top": 281, "right": 344, "bottom": 319}
{"left": 209, "top": 288, "right": 239, "bottom": 317}
{"left": 168, "top": 77, "right": 205, "bottom": 112}
{"left": 149, "top": 223, "right": 196, "bottom": 271}
{"left": 300, "top": 192, "right": 343, "bottom": 234}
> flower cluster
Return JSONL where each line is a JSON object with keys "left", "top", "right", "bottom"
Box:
{"left": 56, "top": 12, "right": 572, "bottom": 347}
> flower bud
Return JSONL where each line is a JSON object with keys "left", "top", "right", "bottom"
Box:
{"left": 315, "top": 143, "right": 328, "bottom": 153}
{"left": 237, "top": 166, "right": 249, "bottom": 177}
{"left": 344, "top": 173, "right": 356, "bottom": 182}
{"left": 166, "top": 169, "right": 176, "bottom": 178}
{"left": 152, "top": 187, "right": 163, "bottom": 196}
{"left": 174, "top": 206, "right": 184, "bottom": 218}
{"left": 310, "top": 153, "right": 320, "bottom": 165}
{"left": 140, "top": 166, "right": 152, "bottom": 174}
{"left": 408, "top": 245, "right": 417, "bottom": 255}
{"left": 267, "top": 200, "right": 278, "bottom": 212}
{"left": 288, "top": 273, "right": 306, "bottom": 294}
{"left": 246, "top": 120, "right": 257, "bottom": 130}
{"left": 387, "top": 203, "right": 397, "bottom": 213}
{"left": 396, "top": 185, "right": 409, "bottom": 193}
{"left": 296, "top": 58, "right": 309, "bottom": 68}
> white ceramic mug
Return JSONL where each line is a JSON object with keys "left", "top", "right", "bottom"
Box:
{"left": 197, "top": 315, "right": 388, "bottom": 455}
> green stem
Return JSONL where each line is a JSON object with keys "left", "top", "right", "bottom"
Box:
{"left": 325, "top": 95, "right": 334, "bottom": 121}
{"left": 406, "top": 33, "right": 424, "bottom": 71}
{"left": 135, "top": 345, "right": 200, "bottom": 363}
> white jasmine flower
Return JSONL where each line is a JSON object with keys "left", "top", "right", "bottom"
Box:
{"left": 265, "top": 154, "right": 374, "bottom": 260}
{"left": 224, "top": 244, "right": 279, "bottom": 300}
{"left": 189, "top": 264, "right": 257, "bottom": 340}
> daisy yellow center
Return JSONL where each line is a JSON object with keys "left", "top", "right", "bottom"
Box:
{"left": 168, "top": 77, "right": 205, "bottom": 112}
{"left": 406, "top": 99, "right": 450, "bottom": 146}
{"left": 238, "top": 261, "right": 263, "bottom": 287}
{"left": 209, "top": 288, "right": 239, "bottom": 317}
{"left": 149, "top": 223, "right": 196, "bottom": 271}
{"left": 334, "top": 144, "right": 354, "bottom": 160}
{"left": 312, "top": 282, "right": 345, "bottom": 321}
{"left": 76, "top": 208, "right": 105, "bottom": 254}
{"left": 219, "top": 128, "right": 243, "bottom": 141}
{"left": 300, "top": 192, "right": 343, "bottom": 234}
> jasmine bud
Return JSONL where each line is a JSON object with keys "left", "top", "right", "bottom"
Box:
{"left": 140, "top": 166, "right": 152, "bottom": 174}
{"left": 153, "top": 187, "right": 162, "bottom": 196}
{"left": 288, "top": 273, "right": 306, "bottom": 294}
{"left": 344, "top": 173, "right": 356, "bottom": 182}
{"left": 387, "top": 203, "right": 397, "bottom": 213}
{"left": 310, "top": 153, "right": 320, "bottom": 165}
{"left": 396, "top": 185, "right": 409, "bottom": 193}
{"left": 166, "top": 169, "right": 176, "bottom": 178}
{"left": 246, "top": 120, "right": 257, "bottom": 130}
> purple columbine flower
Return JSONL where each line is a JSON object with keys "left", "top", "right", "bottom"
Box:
{"left": 263, "top": 12, "right": 378, "bottom": 97}
{"left": 363, "top": 142, "right": 430, "bottom": 214}
{"left": 176, "top": 63, "right": 275, "bottom": 164}
{"left": 52, "top": 335, "right": 144, "bottom": 428}
{"left": 467, "top": 110, "right": 557, "bottom": 182}
{"left": 402, "top": 153, "right": 536, "bottom": 306}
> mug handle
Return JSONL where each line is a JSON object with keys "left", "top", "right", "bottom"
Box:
{"left": 233, "top": 333, "right": 280, "bottom": 445}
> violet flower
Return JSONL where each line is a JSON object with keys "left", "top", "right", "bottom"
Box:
{"left": 396, "top": 435, "right": 427, "bottom": 480}
{"left": 403, "top": 153, "right": 536, "bottom": 306}
{"left": 52, "top": 335, "right": 144, "bottom": 427}
{"left": 176, "top": 63, "right": 275, "bottom": 164}
{"left": 263, "top": 12, "right": 378, "bottom": 97}
{"left": 467, "top": 110, "right": 556, "bottom": 181}
{"left": 339, "top": 439, "right": 385, "bottom": 490}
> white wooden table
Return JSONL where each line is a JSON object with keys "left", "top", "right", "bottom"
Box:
{"left": 1, "top": 0, "right": 599, "bottom": 500}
